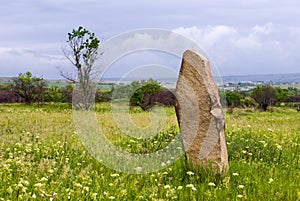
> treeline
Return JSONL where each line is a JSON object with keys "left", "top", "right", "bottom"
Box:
{"left": 220, "top": 85, "right": 300, "bottom": 111}
{"left": 0, "top": 72, "right": 111, "bottom": 104}
{"left": 0, "top": 72, "right": 174, "bottom": 109}
{"left": 0, "top": 72, "right": 300, "bottom": 111}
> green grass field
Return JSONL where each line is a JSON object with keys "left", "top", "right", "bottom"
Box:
{"left": 0, "top": 103, "right": 299, "bottom": 200}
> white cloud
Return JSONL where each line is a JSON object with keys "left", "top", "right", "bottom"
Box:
{"left": 252, "top": 23, "right": 273, "bottom": 35}
{"left": 0, "top": 47, "right": 69, "bottom": 78}
{"left": 173, "top": 24, "right": 276, "bottom": 50}
{"left": 172, "top": 24, "right": 300, "bottom": 75}
{"left": 173, "top": 26, "right": 237, "bottom": 49}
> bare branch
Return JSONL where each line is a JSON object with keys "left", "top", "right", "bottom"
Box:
{"left": 62, "top": 47, "right": 76, "bottom": 67}
{"left": 56, "top": 66, "right": 76, "bottom": 83}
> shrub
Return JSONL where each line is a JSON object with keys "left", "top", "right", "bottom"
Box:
{"left": 241, "top": 96, "right": 258, "bottom": 108}
{"left": 139, "top": 88, "right": 176, "bottom": 110}
{"left": 284, "top": 94, "right": 300, "bottom": 103}
{"left": 129, "top": 79, "right": 162, "bottom": 110}
{"left": 12, "top": 72, "right": 46, "bottom": 104}
{"left": 276, "top": 87, "right": 289, "bottom": 102}
{"left": 61, "top": 84, "right": 73, "bottom": 104}
{"left": 44, "top": 86, "right": 65, "bottom": 102}
{"left": 225, "top": 91, "right": 242, "bottom": 107}
{"left": 252, "top": 85, "right": 277, "bottom": 111}
{"left": 96, "top": 90, "right": 112, "bottom": 102}
{"left": 0, "top": 90, "right": 24, "bottom": 103}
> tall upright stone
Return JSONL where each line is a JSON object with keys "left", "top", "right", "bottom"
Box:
{"left": 175, "top": 50, "right": 228, "bottom": 174}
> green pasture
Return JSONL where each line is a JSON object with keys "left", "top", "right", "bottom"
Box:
{"left": 0, "top": 103, "right": 299, "bottom": 200}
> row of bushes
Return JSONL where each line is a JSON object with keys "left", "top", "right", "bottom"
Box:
{"left": 0, "top": 86, "right": 113, "bottom": 104}
{"left": 220, "top": 85, "right": 300, "bottom": 111}
{"left": 1, "top": 72, "right": 299, "bottom": 111}
{"left": 0, "top": 76, "right": 176, "bottom": 110}
{"left": 2, "top": 83, "right": 299, "bottom": 111}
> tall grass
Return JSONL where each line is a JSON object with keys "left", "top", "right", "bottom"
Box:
{"left": 0, "top": 103, "right": 299, "bottom": 200}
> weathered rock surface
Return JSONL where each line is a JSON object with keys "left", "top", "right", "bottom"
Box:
{"left": 175, "top": 50, "right": 228, "bottom": 174}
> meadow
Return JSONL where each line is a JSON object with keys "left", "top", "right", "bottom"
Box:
{"left": 0, "top": 103, "right": 299, "bottom": 200}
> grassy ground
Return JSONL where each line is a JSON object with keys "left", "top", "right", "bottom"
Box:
{"left": 0, "top": 103, "right": 299, "bottom": 200}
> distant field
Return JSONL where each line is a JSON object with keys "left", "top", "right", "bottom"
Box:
{"left": 274, "top": 83, "right": 300, "bottom": 90}
{"left": 0, "top": 103, "right": 299, "bottom": 200}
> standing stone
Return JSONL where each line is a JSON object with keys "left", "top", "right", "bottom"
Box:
{"left": 175, "top": 50, "right": 228, "bottom": 174}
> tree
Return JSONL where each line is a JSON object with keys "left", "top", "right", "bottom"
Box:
{"left": 61, "top": 26, "right": 101, "bottom": 110}
{"left": 13, "top": 72, "right": 46, "bottom": 104}
{"left": 129, "top": 78, "right": 162, "bottom": 110}
{"left": 276, "top": 87, "right": 289, "bottom": 102}
{"left": 225, "top": 91, "right": 242, "bottom": 107}
{"left": 252, "top": 85, "right": 277, "bottom": 111}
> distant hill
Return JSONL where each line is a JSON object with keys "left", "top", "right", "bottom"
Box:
{"left": 221, "top": 73, "right": 300, "bottom": 84}
{"left": 102, "top": 73, "right": 300, "bottom": 84}
{"left": 1, "top": 73, "right": 300, "bottom": 85}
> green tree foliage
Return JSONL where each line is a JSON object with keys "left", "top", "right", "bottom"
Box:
{"left": 276, "top": 87, "right": 289, "bottom": 102}
{"left": 286, "top": 87, "right": 299, "bottom": 96}
{"left": 62, "top": 26, "right": 100, "bottom": 110}
{"left": 252, "top": 85, "right": 277, "bottom": 111}
{"left": 13, "top": 72, "right": 46, "bottom": 104}
{"left": 44, "top": 85, "right": 73, "bottom": 103}
{"left": 241, "top": 96, "right": 258, "bottom": 108}
{"left": 0, "top": 84, "right": 9, "bottom": 91}
{"left": 96, "top": 90, "right": 113, "bottom": 102}
{"left": 225, "top": 91, "right": 242, "bottom": 107}
{"left": 44, "top": 86, "right": 64, "bottom": 102}
{"left": 61, "top": 84, "right": 74, "bottom": 104}
{"left": 129, "top": 78, "right": 162, "bottom": 110}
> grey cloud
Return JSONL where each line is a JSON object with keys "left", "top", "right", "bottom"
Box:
{"left": 0, "top": 0, "right": 300, "bottom": 78}
{"left": 173, "top": 23, "right": 300, "bottom": 75}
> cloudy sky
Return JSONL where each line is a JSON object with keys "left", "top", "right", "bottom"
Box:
{"left": 1, "top": 0, "right": 300, "bottom": 79}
